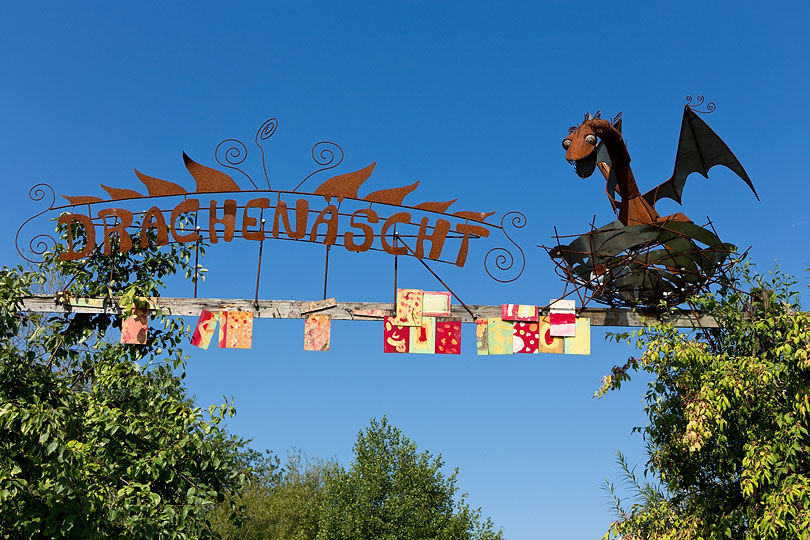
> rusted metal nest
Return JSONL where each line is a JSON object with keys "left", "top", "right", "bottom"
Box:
{"left": 542, "top": 220, "right": 737, "bottom": 308}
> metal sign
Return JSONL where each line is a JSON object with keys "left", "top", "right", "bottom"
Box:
{"left": 16, "top": 99, "right": 756, "bottom": 312}
{"left": 16, "top": 116, "right": 526, "bottom": 284}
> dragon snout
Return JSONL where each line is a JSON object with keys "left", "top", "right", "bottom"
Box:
{"left": 570, "top": 150, "right": 598, "bottom": 179}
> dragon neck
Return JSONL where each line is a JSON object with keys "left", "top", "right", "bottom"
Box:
{"left": 588, "top": 119, "right": 640, "bottom": 198}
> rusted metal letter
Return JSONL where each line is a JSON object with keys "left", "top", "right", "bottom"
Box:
{"left": 170, "top": 199, "right": 200, "bottom": 243}
{"left": 344, "top": 208, "right": 379, "bottom": 252}
{"left": 309, "top": 204, "right": 339, "bottom": 245}
{"left": 454, "top": 223, "right": 490, "bottom": 267}
{"left": 243, "top": 198, "right": 270, "bottom": 241}
{"left": 380, "top": 212, "right": 411, "bottom": 255}
{"left": 415, "top": 217, "right": 450, "bottom": 260}
{"left": 208, "top": 199, "right": 237, "bottom": 244}
{"left": 98, "top": 208, "right": 134, "bottom": 255}
{"left": 140, "top": 206, "right": 169, "bottom": 248}
{"left": 272, "top": 198, "right": 309, "bottom": 240}
{"left": 57, "top": 213, "right": 96, "bottom": 261}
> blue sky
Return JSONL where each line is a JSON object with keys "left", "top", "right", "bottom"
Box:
{"left": 3, "top": 2, "right": 809, "bottom": 538}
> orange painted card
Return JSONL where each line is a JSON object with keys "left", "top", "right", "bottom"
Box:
{"left": 394, "top": 288, "right": 423, "bottom": 327}
{"left": 219, "top": 311, "right": 254, "bottom": 349}
{"left": 121, "top": 308, "right": 149, "bottom": 345}
{"left": 304, "top": 314, "right": 331, "bottom": 351}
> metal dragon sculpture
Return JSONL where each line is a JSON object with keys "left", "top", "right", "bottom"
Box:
{"left": 546, "top": 97, "right": 759, "bottom": 308}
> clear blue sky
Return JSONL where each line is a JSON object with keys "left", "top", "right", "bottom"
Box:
{"left": 2, "top": 2, "right": 808, "bottom": 538}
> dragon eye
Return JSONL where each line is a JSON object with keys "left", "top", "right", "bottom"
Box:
{"left": 585, "top": 134, "right": 597, "bottom": 145}
{"left": 562, "top": 139, "right": 572, "bottom": 150}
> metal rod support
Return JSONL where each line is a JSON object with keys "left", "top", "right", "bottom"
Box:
{"left": 394, "top": 233, "right": 476, "bottom": 320}
{"left": 193, "top": 225, "right": 200, "bottom": 299}
{"left": 254, "top": 215, "right": 266, "bottom": 310}
{"left": 323, "top": 245, "right": 331, "bottom": 300}
{"left": 393, "top": 224, "right": 398, "bottom": 302}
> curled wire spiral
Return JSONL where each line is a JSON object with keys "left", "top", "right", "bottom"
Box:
{"left": 484, "top": 211, "right": 526, "bottom": 283}
{"left": 15, "top": 183, "right": 57, "bottom": 263}
{"left": 293, "top": 141, "right": 344, "bottom": 192}
{"left": 255, "top": 117, "right": 278, "bottom": 190}
{"left": 685, "top": 95, "right": 716, "bottom": 113}
{"left": 215, "top": 138, "right": 257, "bottom": 189}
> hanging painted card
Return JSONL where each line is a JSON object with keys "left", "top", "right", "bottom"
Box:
{"left": 394, "top": 288, "right": 423, "bottom": 327}
{"left": 121, "top": 308, "right": 149, "bottom": 345}
{"left": 384, "top": 316, "right": 410, "bottom": 353}
{"left": 409, "top": 316, "right": 436, "bottom": 354}
{"left": 538, "top": 316, "right": 565, "bottom": 354}
{"left": 549, "top": 299, "right": 576, "bottom": 337}
{"left": 191, "top": 310, "right": 219, "bottom": 349}
{"left": 487, "top": 318, "right": 514, "bottom": 355}
{"left": 501, "top": 304, "right": 539, "bottom": 322}
{"left": 436, "top": 320, "right": 461, "bottom": 354}
{"left": 69, "top": 296, "right": 105, "bottom": 309}
{"left": 513, "top": 321, "right": 540, "bottom": 354}
{"left": 353, "top": 308, "right": 391, "bottom": 318}
{"left": 423, "top": 291, "right": 452, "bottom": 317}
{"left": 304, "top": 314, "right": 331, "bottom": 351}
{"left": 301, "top": 298, "right": 336, "bottom": 314}
{"left": 219, "top": 311, "right": 254, "bottom": 349}
{"left": 475, "top": 319, "right": 489, "bottom": 356}
{"left": 564, "top": 318, "right": 591, "bottom": 355}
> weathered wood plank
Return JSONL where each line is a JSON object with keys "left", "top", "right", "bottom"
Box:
{"left": 18, "top": 295, "right": 719, "bottom": 328}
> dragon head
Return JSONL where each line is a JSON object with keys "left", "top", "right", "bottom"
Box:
{"left": 562, "top": 112, "right": 601, "bottom": 179}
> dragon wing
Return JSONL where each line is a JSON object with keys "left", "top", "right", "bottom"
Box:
{"left": 643, "top": 107, "right": 759, "bottom": 206}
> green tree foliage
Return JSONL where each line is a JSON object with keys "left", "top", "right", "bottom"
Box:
{"left": 317, "top": 416, "right": 504, "bottom": 540}
{"left": 209, "top": 450, "right": 334, "bottom": 540}
{"left": 597, "top": 266, "right": 810, "bottom": 539}
{"left": 211, "top": 418, "right": 504, "bottom": 540}
{"left": 0, "top": 222, "right": 244, "bottom": 539}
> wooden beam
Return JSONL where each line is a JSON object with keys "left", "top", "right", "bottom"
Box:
{"left": 18, "top": 295, "right": 719, "bottom": 328}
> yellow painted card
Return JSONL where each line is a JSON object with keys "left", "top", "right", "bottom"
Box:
{"left": 564, "top": 318, "right": 590, "bottom": 355}
{"left": 487, "top": 317, "right": 514, "bottom": 355}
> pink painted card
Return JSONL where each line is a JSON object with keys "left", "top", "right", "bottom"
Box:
{"left": 191, "top": 310, "right": 219, "bottom": 349}
{"left": 353, "top": 309, "right": 391, "bottom": 318}
{"left": 549, "top": 299, "right": 576, "bottom": 337}
{"left": 436, "top": 320, "right": 461, "bottom": 354}
{"left": 121, "top": 308, "right": 149, "bottom": 345}
{"left": 501, "top": 304, "right": 539, "bottom": 322}
{"left": 512, "top": 321, "right": 540, "bottom": 354}
{"left": 304, "top": 314, "right": 331, "bottom": 351}
{"left": 384, "top": 316, "right": 410, "bottom": 353}
{"left": 219, "top": 311, "right": 254, "bottom": 349}
{"left": 394, "top": 288, "right": 423, "bottom": 327}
